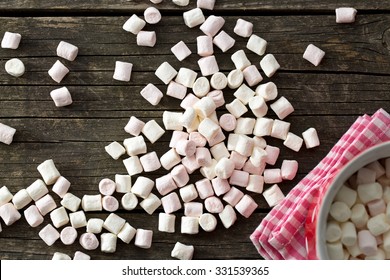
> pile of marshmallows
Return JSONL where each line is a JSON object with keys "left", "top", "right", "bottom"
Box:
{"left": 0, "top": 0, "right": 358, "bottom": 260}
{"left": 326, "top": 159, "right": 390, "bottom": 260}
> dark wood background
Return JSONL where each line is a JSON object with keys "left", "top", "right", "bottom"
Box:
{"left": 0, "top": 0, "right": 389, "bottom": 260}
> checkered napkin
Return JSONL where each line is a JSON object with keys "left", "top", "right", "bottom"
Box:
{"left": 250, "top": 108, "right": 390, "bottom": 260}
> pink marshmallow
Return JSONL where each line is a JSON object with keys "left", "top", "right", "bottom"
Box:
{"left": 50, "top": 87, "right": 73, "bottom": 107}
{"left": 235, "top": 194, "right": 258, "bottom": 218}
{"left": 208, "top": 128, "right": 226, "bottom": 147}
{"left": 303, "top": 44, "right": 325, "bottom": 67}
{"left": 265, "top": 145, "right": 280, "bottom": 165}
{"left": 219, "top": 113, "right": 236, "bottom": 132}
{"left": 223, "top": 187, "right": 244, "bottom": 207}
{"left": 113, "top": 61, "right": 133, "bottom": 82}
{"left": 156, "top": 174, "right": 178, "bottom": 196}
{"left": 336, "top": 7, "right": 357, "bottom": 23}
{"left": 200, "top": 15, "right": 225, "bottom": 37}
{"left": 197, "top": 0, "right": 215, "bottom": 10}
{"left": 195, "top": 179, "right": 214, "bottom": 199}
{"left": 98, "top": 178, "right": 116, "bottom": 196}
{"left": 161, "top": 192, "right": 182, "bottom": 214}
{"left": 176, "top": 140, "right": 197, "bottom": 157}
{"left": 207, "top": 90, "right": 225, "bottom": 107}
{"left": 367, "top": 199, "right": 386, "bottom": 217}
{"left": 302, "top": 127, "right": 320, "bottom": 149}
{"left": 24, "top": 205, "right": 44, "bottom": 227}
{"left": 137, "top": 31, "right": 156, "bottom": 47}
{"left": 211, "top": 178, "right": 231, "bottom": 196}
{"left": 181, "top": 155, "right": 200, "bottom": 174}
{"left": 197, "top": 35, "right": 213, "bottom": 57}
{"left": 229, "top": 170, "right": 250, "bottom": 187}
{"left": 281, "top": 160, "right": 298, "bottom": 180}
{"left": 198, "top": 55, "right": 219, "bottom": 76}
{"left": 243, "top": 65, "right": 263, "bottom": 87}
{"left": 205, "top": 196, "right": 224, "bottom": 213}
{"left": 171, "top": 41, "right": 191, "bottom": 62}
{"left": 169, "top": 131, "right": 189, "bottom": 148}
{"left": 242, "top": 160, "right": 265, "bottom": 175}
{"left": 358, "top": 230, "right": 377, "bottom": 256}
{"left": 195, "top": 147, "right": 212, "bottom": 167}
{"left": 140, "top": 83, "right": 163, "bottom": 106}
{"left": 213, "top": 30, "right": 235, "bottom": 52}
{"left": 124, "top": 116, "right": 145, "bottom": 136}
{"left": 233, "top": 18, "right": 253, "bottom": 38}
{"left": 134, "top": 229, "right": 153, "bottom": 249}
{"left": 144, "top": 7, "right": 161, "bottom": 24}
{"left": 180, "top": 93, "right": 200, "bottom": 109}
{"left": 167, "top": 81, "right": 187, "bottom": 99}
{"left": 0, "top": 123, "right": 16, "bottom": 145}
{"left": 48, "top": 60, "right": 69, "bottom": 83}
{"left": 35, "top": 194, "right": 57, "bottom": 216}
{"left": 102, "top": 196, "right": 119, "bottom": 212}
{"left": 140, "top": 151, "right": 161, "bottom": 172}
{"left": 52, "top": 176, "right": 71, "bottom": 198}
{"left": 263, "top": 168, "right": 283, "bottom": 184}
{"left": 230, "top": 151, "right": 247, "bottom": 170}
{"left": 189, "top": 132, "right": 207, "bottom": 147}
{"left": 184, "top": 202, "right": 203, "bottom": 217}
{"left": 39, "top": 224, "right": 60, "bottom": 246}
{"left": 79, "top": 232, "right": 99, "bottom": 250}
{"left": 171, "top": 164, "right": 190, "bottom": 187}
{"left": 0, "top": 203, "right": 21, "bottom": 226}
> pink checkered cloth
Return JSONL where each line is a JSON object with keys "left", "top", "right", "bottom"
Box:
{"left": 250, "top": 108, "right": 390, "bottom": 260}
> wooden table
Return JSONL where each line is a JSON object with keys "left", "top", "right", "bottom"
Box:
{"left": 0, "top": 0, "right": 389, "bottom": 260}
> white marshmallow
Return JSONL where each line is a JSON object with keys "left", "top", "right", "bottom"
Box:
{"left": 12, "top": 189, "right": 32, "bottom": 210}
{"left": 213, "top": 30, "right": 235, "bottom": 52}
{"left": 181, "top": 216, "right": 199, "bottom": 234}
{"left": 171, "top": 164, "right": 190, "bottom": 187}
{"left": 195, "top": 179, "right": 214, "bottom": 199}
{"left": 226, "top": 99, "right": 248, "bottom": 118}
{"left": 263, "top": 184, "right": 285, "bottom": 207}
{"left": 302, "top": 127, "right": 320, "bottom": 148}
{"left": 367, "top": 213, "right": 390, "bottom": 236}
{"left": 246, "top": 34, "right": 267, "bottom": 56}
{"left": 118, "top": 223, "right": 137, "bottom": 244}
{"left": 223, "top": 187, "right": 244, "bottom": 206}
{"left": 271, "top": 119, "right": 290, "bottom": 140}
{"left": 368, "top": 199, "right": 386, "bottom": 217}
{"left": 366, "top": 161, "right": 386, "bottom": 179}
{"left": 171, "top": 242, "right": 194, "bottom": 260}
{"left": 144, "top": 7, "right": 161, "bottom": 24}
{"left": 198, "top": 55, "right": 219, "bottom": 76}
{"left": 171, "top": 41, "right": 191, "bottom": 61}
{"left": 234, "top": 18, "right": 253, "bottom": 38}
{"left": 5, "top": 58, "right": 25, "bottom": 77}
{"left": 246, "top": 175, "right": 264, "bottom": 194}
{"left": 169, "top": 131, "right": 188, "bottom": 148}
{"left": 167, "top": 81, "right": 187, "bottom": 101}
{"left": 81, "top": 194, "right": 102, "bottom": 212}
{"left": 48, "top": 60, "right": 69, "bottom": 83}
{"left": 219, "top": 114, "right": 236, "bottom": 132}
{"left": 234, "top": 117, "right": 256, "bottom": 135}
{"left": 37, "top": 159, "right": 61, "bottom": 185}
{"left": 341, "top": 221, "right": 357, "bottom": 247}
{"left": 73, "top": 251, "right": 91, "bottom": 260}
{"left": 249, "top": 146, "right": 267, "bottom": 167}
{"left": 161, "top": 192, "right": 182, "bottom": 214}
{"left": 182, "top": 155, "right": 201, "bottom": 174}
{"left": 160, "top": 148, "right": 181, "bottom": 170}
{"left": 357, "top": 167, "right": 377, "bottom": 185}
{"left": 137, "top": 31, "right": 156, "bottom": 47}
{"left": 176, "top": 140, "right": 197, "bottom": 157}
{"left": 1, "top": 31, "right": 21, "bottom": 49}
{"left": 50, "top": 206, "right": 69, "bottom": 228}
{"left": 358, "top": 230, "right": 378, "bottom": 256}
{"left": 248, "top": 96, "right": 267, "bottom": 118}
{"left": 142, "top": 120, "right": 165, "bottom": 143}
{"left": 197, "top": 0, "right": 215, "bottom": 10}
{"left": 303, "top": 44, "right": 325, "bottom": 66}
{"left": 199, "top": 213, "right": 217, "bottom": 232}
{"left": 184, "top": 202, "right": 203, "bottom": 218}
{"left": 183, "top": 8, "right": 205, "bottom": 28}
{"left": 134, "top": 229, "right": 153, "bottom": 249}
{"left": 243, "top": 65, "right": 263, "bottom": 87}
{"left": 105, "top": 141, "right": 126, "bottom": 160}
{"left": 327, "top": 242, "right": 344, "bottom": 259}
{"left": 200, "top": 15, "right": 224, "bottom": 37}
{"left": 69, "top": 210, "right": 87, "bottom": 229}
{"left": 131, "top": 176, "right": 154, "bottom": 199}
{"left": 210, "top": 142, "right": 229, "bottom": 161}
{"left": 0, "top": 123, "right": 16, "bottom": 145}
{"left": 86, "top": 218, "right": 104, "bottom": 234}
{"left": 140, "top": 83, "right": 163, "bottom": 106}
{"left": 365, "top": 248, "right": 386, "bottom": 260}
{"left": 253, "top": 136, "right": 267, "bottom": 149}
{"left": 175, "top": 67, "right": 198, "bottom": 88}
{"left": 140, "top": 193, "right": 162, "bottom": 214}
{"left": 53, "top": 252, "right": 71, "bottom": 260}
{"left": 219, "top": 204, "right": 237, "bottom": 229}
{"left": 101, "top": 233, "right": 117, "bottom": 253}
{"left": 197, "top": 35, "right": 213, "bottom": 57}
{"left": 204, "top": 196, "right": 223, "bottom": 213}
{"left": 235, "top": 135, "right": 254, "bottom": 157}
{"left": 211, "top": 178, "right": 231, "bottom": 196}
{"left": 207, "top": 90, "right": 225, "bottom": 108}
{"left": 124, "top": 116, "right": 145, "bottom": 136}
{"left": 253, "top": 117, "right": 273, "bottom": 137}
{"left": 98, "top": 178, "right": 116, "bottom": 196}
{"left": 102, "top": 196, "right": 119, "bottom": 212}
{"left": 358, "top": 182, "right": 383, "bottom": 204}
{"left": 208, "top": 128, "right": 225, "bottom": 147}
{"left": 260, "top": 54, "right": 280, "bottom": 77}
{"left": 39, "top": 224, "right": 60, "bottom": 246}
{"left": 123, "top": 14, "right": 146, "bottom": 34}
{"left": 270, "top": 96, "right": 294, "bottom": 120}
{"left": 283, "top": 132, "right": 303, "bottom": 152}
{"left": 336, "top": 7, "right": 357, "bottom": 23}
{"left": 57, "top": 41, "right": 78, "bottom": 61}
{"left": 210, "top": 73, "right": 227, "bottom": 90}
{"left": 235, "top": 194, "right": 258, "bottom": 218}
{"left": 173, "top": 0, "right": 189, "bottom": 6}
{"left": 351, "top": 204, "right": 369, "bottom": 229}
{"left": 180, "top": 184, "right": 198, "bottom": 203}
{"left": 35, "top": 194, "right": 57, "bottom": 216}
{"left": 256, "top": 82, "right": 278, "bottom": 101}
{"left": 231, "top": 50, "right": 251, "bottom": 71}
{"left": 334, "top": 185, "right": 357, "bottom": 208}
{"left": 159, "top": 212, "right": 176, "bottom": 233}
{"left": 233, "top": 84, "right": 255, "bottom": 106}
{"left": 123, "top": 156, "right": 143, "bottom": 176}
{"left": 140, "top": 151, "right": 162, "bottom": 172}
{"left": 115, "top": 174, "right": 132, "bottom": 193}
{"left": 113, "top": 61, "right": 133, "bottom": 82}
{"left": 215, "top": 158, "right": 235, "bottom": 179}
{"left": 103, "top": 213, "right": 126, "bottom": 235}
{"left": 265, "top": 145, "right": 280, "bottom": 165}
{"left": 155, "top": 62, "right": 178, "bottom": 85}
{"left": 281, "top": 160, "right": 298, "bottom": 181}
{"left": 0, "top": 203, "right": 21, "bottom": 226}
{"left": 326, "top": 221, "right": 342, "bottom": 243}
{"left": 61, "top": 193, "right": 81, "bottom": 212}
{"left": 329, "top": 201, "right": 351, "bottom": 223}
{"left": 24, "top": 205, "right": 43, "bottom": 227}
{"left": 0, "top": 186, "right": 13, "bottom": 207}
{"left": 227, "top": 69, "right": 244, "bottom": 89}
{"left": 198, "top": 118, "right": 220, "bottom": 141}
{"left": 193, "top": 77, "right": 210, "bottom": 97}
{"left": 181, "top": 107, "right": 198, "bottom": 130}
{"left": 121, "top": 192, "right": 138, "bottom": 211}
{"left": 200, "top": 158, "right": 218, "bottom": 180}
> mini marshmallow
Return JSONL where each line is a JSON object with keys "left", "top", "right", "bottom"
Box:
{"left": 159, "top": 212, "right": 176, "bottom": 233}
{"left": 199, "top": 213, "right": 218, "bottom": 232}
{"left": 253, "top": 136, "right": 267, "bottom": 148}
{"left": 87, "top": 218, "right": 104, "bottom": 234}
{"left": 50, "top": 206, "right": 69, "bottom": 228}
{"left": 198, "top": 55, "right": 219, "bottom": 76}
{"left": 171, "top": 164, "right": 190, "bottom": 187}
{"left": 79, "top": 232, "right": 100, "bottom": 250}
{"left": 365, "top": 248, "right": 386, "bottom": 260}
{"left": 102, "top": 196, "right": 119, "bottom": 212}
{"left": 60, "top": 226, "right": 78, "bottom": 245}
{"left": 341, "top": 221, "right": 357, "bottom": 247}
{"left": 243, "top": 65, "right": 263, "bottom": 87}
{"left": 263, "top": 184, "right": 285, "bottom": 207}
{"left": 98, "top": 178, "right": 116, "bottom": 196}
{"left": 24, "top": 205, "right": 44, "bottom": 227}
{"left": 183, "top": 8, "right": 205, "bottom": 28}
{"left": 176, "top": 68, "right": 198, "bottom": 88}
{"left": 358, "top": 182, "right": 383, "bottom": 204}
{"left": 48, "top": 60, "right": 69, "bottom": 83}
{"left": 243, "top": 159, "right": 266, "bottom": 175}
{"left": 253, "top": 117, "right": 274, "bottom": 137}
{"left": 0, "top": 186, "right": 13, "bottom": 207}
{"left": 103, "top": 213, "right": 126, "bottom": 235}
{"left": 283, "top": 132, "right": 303, "bottom": 152}
{"left": 329, "top": 201, "right": 351, "bottom": 223}
{"left": 231, "top": 50, "right": 251, "bottom": 71}
{"left": 246, "top": 175, "right": 264, "bottom": 194}
{"left": 265, "top": 145, "right": 280, "bottom": 165}
{"left": 169, "top": 131, "right": 188, "bottom": 148}
{"left": 200, "top": 158, "right": 218, "bottom": 180}
{"left": 234, "top": 84, "right": 255, "bottom": 106}
{"left": 235, "top": 135, "right": 254, "bottom": 157}
{"left": 155, "top": 62, "right": 177, "bottom": 85}
{"left": 235, "top": 117, "right": 256, "bottom": 135}
{"left": 219, "top": 205, "right": 237, "bottom": 229}
{"left": 235, "top": 194, "right": 258, "bottom": 218}
{"left": 176, "top": 140, "right": 197, "bottom": 157}
{"left": 113, "top": 61, "right": 133, "bottom": 82}
{"left": 303, "top": 44, "right": 325, "bottom": 66}
{"left": 171, "top": 242, "right": 194, "bottom": 260}
{"left": 140, "top": 83, "right": 163, "bottom": 106}
{"left": 118, "top": 223, "right": 137, "bottom": 244}
{"left": 249, "top": 96, "right": 268, "bottom": 118}
{"left": 57, "top": 41, "right": 78, "bottom": 61}
{"left": 0, "top": 203, "right": 21, "bottom": 226}
{"left": 131, "top": 176, "right": 154, "bottom": 199}
{"left": 37, "top": 159, "right": 61, "bottom": 185}
{"left": 211, "top": 178, "right": 231, "bottom": 196}
{"left": 137, "top": 31, "right": 156, "bottom": 47}
{"left": 193, "top": 77, "right": 211, "bottom": 98}
{"left": 215, "top": 158, "right": 235, "bottom": 180}
{"left": 208, "top": 128, "right": 226, "bottom": 147}
{"left": 123, "top": 156, "right": 143, "bottom": 176}
{"left": 205, "top": 196, "right": 223, "bottom": 213}
{"left": 161, "top": 192, "right": 182, "bottom": 214}
{"left": 226, "top": 99, "right": 248, "bottom": 118}
{"left": 302, "top": 127, "right": 320, "bottom": 149}
{"left": 336, "top": 7, "right": 357, "bottom": 23}
{"left": 123, "top": 14, "right": 146, "bottom": 34}
{"left": 182, "top": 155, "right": 201, "bottom": 174}
{"left": 69, "top": 210, "right": 87, "bottom": 229}
{"left": 195, "top": 179, "right": 214, "bottom": 199}
{"left": 197, "top": 35, "right": 213, "bottom": 57}
{"left": 210, "top": 74, "right": 227, "bottom": 92}
{"left": 12, "top": 189, "right": 32, "bottom": 210}
{"left": 160, "top": 149, "right": 181, "bottom": 170}
{"left": 247, "top": 34, "right": 267, "bottom": 56}
{"left": 39, "top": 224, "right": 60, "bottom": 246}
{"left": 134, "top": 229, "right": 153, "bottom": 249}
{"left": 271, "top": 119, "right": 290, "bottom": 140}
{"left": 358, "top": 230, "right": 378, "bottom": 256}
{"left": 140, "top": 151, "right": 161, "bottom": 172}
{"left": 51, "top": 176, "right": 71, "bottom": 198}
{"left": 213, "top": 30, "right": 235, "bottom": 52}
{"left": 281, "top": 160, "right": 298, "bottom": 180}
{"left": 171, "top": 41, "right": 191, "bottom": 61}
{"left": 184, "top": 202, "right": 203, "bottom": 218}
{"left": 180, "top": 184, "right": 198, "bottom": 203}
{"left": 181, "top": 216, "right": 199, "bottom": 234}
{"left": 223, "top": 187, "right": 244, "bottom": 206}
{"left": 81, "top": 194, "right": 102, "bottom": 212}
{"left": 264, "top": 168, "right": 282, "bottom": 184}
{"left": 229, "top": 170, "right": 250, "bottom": 188}
{"left": 366, "top": 161, "right": 386, "bottom": 179}
{"left": 351, "top": 204, "right": 369, "bottom": 229}
{"left": 143, "top": 120, "right": 165, "bottom": 143}
{"left": 270, "top": 96, "right": 294, "bottom": 120}
{"left": 195, "top": 147, "right": 212, "bottom": 167}
{"left": 73, "top": 251, "right": 91, "bottom": 260}
{"left": 327, "top": 242, "right": 344, "bottom": 260}
{"left": 140, "top": 193, "right": 162, "bottom": 215}
{"left": 326, "top": 221, "right": 342, "bottom": 242}
{"left": 101, "top": 233, "right": 117, "bottom": 253}
{"left": 144, "top": 6, "right": 161, "bottom": 24}
{"left": 0, "top": 123, "right": 16, "bottom": 145}
{"left": 198, "top": 118, "right": 220, "bottom": 141}
{"left": 219, "top": 114, "right": 236, "bottom": 132}
{"left": 36, "top": 194, "right": 57, "bottom": 216}
{"left": 1, "top": 31, "right": 21, "bottom": 49}
{"left": 194, "top": 96, "right": 216, "bottom": 119}
{"left": 367, "top": 213, "right": 390, "bottom": 236}
{"left": 260, "top": 54, "right": 280, "bottom": 77}
{"left": 256, "top": 82, "right": 278, "bottom": 101}
{"left": 200, "top": 15, "right": 225, "bottom": 37}
{"left": 114, "top": 174, "right": 131, "bottom": 194}
{"left": 197, "top": 0, "right": 215, "bottom": 10}
{"left": 249, "top": 146, "right": 267, "bottom": 167}
{"left": 335, "top": 185, "right": 357, "bottom": 208}
{"left": 227, "top": 69, "right": 244, "bottom": 90}
{"left": 121, "top": 192, "right": 138, "bottom": 210}
{"left": 5, "top": 58, "right": 25, "bottom": 77}
{"left": 167, "top": 81, "right": 187, "bottom": 100}
{"left": 60, "top": 193, "right": 81, "bottom": 212}
{"left": 173, "top": 0, "right": 189, "bottom": 6}
{"left": 234, "top": 18, "right": 253, "bottom": 38}
{"left": 210, "top": 142, "right": 229, "bottom": 161}
{"left": 357, "top": 167, "right": 377, "bottom": 185}
{"left": 124, "top": 116, "right": 145, "bottom": 136}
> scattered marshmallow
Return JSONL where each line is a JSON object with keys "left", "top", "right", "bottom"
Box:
{"left": 263, "top": 184, "right": 285, "bottom": 207}
{"left": 234, "top": 84, "right": 255, "bottom": 106}
{"left": 159, "top": 212, "right": 176, "bottom": 233}
{"left": 35, "top": 194, "right": 57, "bottom": 216}
{"left": 123, "top": 14, "right": 146, "bottom": 35}
{"left": 134, "top": 229, "right": 153, "bottom": 249}
{"left": 1, "top": 31, "right": 21, "bottom": 49}
{"left": 175, "top": 67, "right": 198, "bottom": 88}
{"left": 215, "top": 158, "right": 235, "bottom": 179}
{"left": 265, "top": 145, "right": 280, "bottom": 165}
{"left": 140, "top": 83, "right": 163, "bottom": 106}
{"left": 197, "top": 0, "right": 215, "bottom": 10}
{"left": 183, "top": 8, "right": 205, "bottom": 28}
{"left": 73, "top": 251, "right": 91, "bottom": 260}
{"left": 167, "top": 81, "right": 187, "bottom": 100}
{"left": 197, "top": 35, "right": 213, "bottom": 57}
{"left": 247, "top": 34, "right": 267, "bottom": 56}
{"left": 223, "top": 187, "right": 244, "bottom": 207}
{"left": 131, "top": 176, "right": 154, "bottom": 199}
{"left": 200, "top": 15, "right": 225, "bottom": 37}
{"left": 302, "top": 127, "right": 320, "bottom": 149}
{"left": 180, "top": 184, "right": 198, "bottom": 203}
{"left": 210, "top": 73, "right": 227, "bottom": 91}
{"left": 50, "top": 206, "right": 69, "bottom": 228}
{"left": 271, "top": 119, "right": 290, "bottom": 140}
{"left": 137, "top": 31, "right": 157, "bottom": 47}
{"left": 39, "top": 224, "right": 60, "bottom": 246}
{"left": 140, "top": 151, "right": 161, "bottom": 172}
{"left": 69, "top": 210, "right": 87, "bottom": 229}
{"left": 123, "top": 156, "right": 143, "bottom": 176}
{"left": 281, "top": 160, "right": 298, "bottom": 180}
{"left": 211, "top": 178, "right": 231, "bottom": 196}
{"left": 0, "top": 203, "right": 21, "bottom": 225}
{"left": 37, "top": 159, "right": 61, "bottom": 185}
{"left": 160, "top": 148, "right": 181, "bottom": 170}
{"left": 195, "top": 179, "right": 214, "bottom": 199}
{"left": 101, "top": 233, "right": 117, "bottom": 253}
{"left": 253, "top": 117, "right": 273, "bottom": 137}
{"left": 12, "top": 189, "right": 32, "bottom": 210}
{"left": 5, "top": 58, "right": 25, "bottom": 77}
{"left": 235, "top": 194, "right": 258, "bottom": 218}
{"left": 80, "top": 232, "right": 100, "bottom": 250}
{"left": 81, "top": 194, "right": 102, "bottom": 212}
{"left": 249, "top": 96, "right": 268, "bottom": 118}
{"left": 0, "top": 123, "right": 16, "bottom": 145}
{"left": 142, "top": 120, "right": 165, "bottom": 143}
{"left": 226, "top": 99, "right": 248, "bottom": 118}
{"left": 171, "top": 242, "right": 194, "bottom": 260}
{"left": 199, "top": 213, "right": 217, "bottom": 232}
{"left": 231, "top": 50, "right": 251, "bottom": 71}
{"left": 198, "top": 55, "right": 219, "bottom": 76}
{"left": 102, "top": 196, "right": 119, "bottom": 212}
{"left": 260, "top": 54, "right": 280, "bottom": 77}
{"left": 173, "top": 0, "right": 189, "bottom": 6}
{"left": 283, "top": 132, "right": 303, "bottom": 152}
{"left": 171, "top": 164, "right": 190, "bottom": 187}
{"left": 24, "top": 205, "right": 44, "bottom": 227}
{"left": 213, "top": 30, "right": 235, "bottom": 52}
{"left": 52, "top": 252, "right": 71, "bottom": 260}
{"left": 180, "top": 93, "right": 200, "bottom": 109}
{"left": 144, "top": 7, "right": 162, "bottom": 24}
{"left": 264, "top": 168, "right": 282, "bottom": 184}
{"left": 181, "top": 216, "right": 199, "bottom": 234}
{"left": 234, "top": 19, "right": 253, "bottom": 38}
{"left": 118, "top": 223, "right": 137, "bottom": 244}
{"left": 336, "top": 7, "right": 357, "bottom": 23}
{"left": 171, "top": 41, "right": 191, "bottom": 61}
{"left": 205, "top": 196, "right": 224, "bottom": 213}
{"left": 155, "top": 62, "right": 178, "bottom": 85}
{"left": 227, "top": 69, "right": 244, "bottom": 89}
{"left": 235, "top": 117, "right": 256, "bottom": 135}
{"left": 105, "top": 141, "right": 126, "bottom": 160}
{"left": 303, "top": 44, "right": 325, "bottom": 66}
{"left": 103, "top": 213, "right": 126, "bottom": 235}
{"left": 270, "top": 96, "right": 294, "bottom": 120}
{"left": 48, "top": 60, "right": 69, "bottom": 83}
{"left": 140, "top": 193, "right": 162, "bottom": 214}
{"left": 113, "top": 61, "right": 133, "bottom": 82}
{"left": 246, "top": 175, "right": 264, "bottom": 194}
{"left": 161, "top": 192, "right": 182, "bottom": 214}
{"left": 193, "top": 77, "right": 211, "bottom": 97}
{"left": 60, "top": 193, "right": 81, "bottom": 212}
{"left": 256, "top": 82, "right": 278, "bottom": 101}
{"left": 121, "top": 192, "right": 138, "bottom": 210}
{"left": 124, "top": 116, "right": 145, "bottom": 136}
{"left": 86, "top": 218, "right": 104, "bottom": 234}
{"left": 219, "top": 205, "right": 237, "bottom": 229}
{"left": 0, "top": 186, "right": 13, "bottom": 207}
{"left": 56, "top": 41, "right": 78, "bottom": 61}
{"left": 243, "top": 65, "right": 263, "bottom": 87}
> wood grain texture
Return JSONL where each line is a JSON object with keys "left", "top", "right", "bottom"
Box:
{"left": 0, "top": 0, "right": 390, "bottom": 260}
